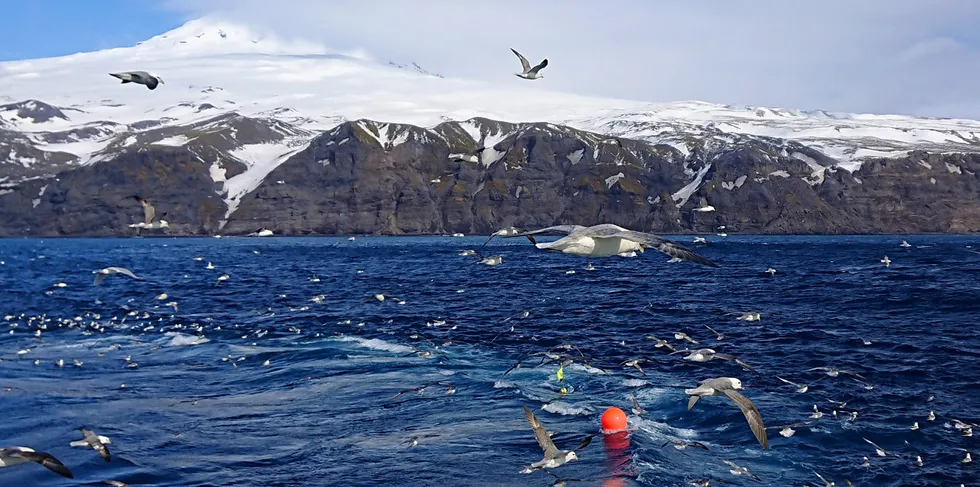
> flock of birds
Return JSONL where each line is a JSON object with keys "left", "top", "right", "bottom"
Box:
{"left": 3, "top": 219, "right": 975, "bottom": 486}
{"left": 2, "top": 43, "right": 974, "bottom": 486}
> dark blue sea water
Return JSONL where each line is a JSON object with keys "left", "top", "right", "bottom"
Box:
{"left": 1, "top": 235, "right": 979, "bottom": 487}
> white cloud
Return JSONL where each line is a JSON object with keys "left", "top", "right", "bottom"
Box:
{"left": 162, "top": 0, "right": 980, "bottom": 118}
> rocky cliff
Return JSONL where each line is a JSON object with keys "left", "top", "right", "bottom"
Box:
{"left": 2, "top": 115, "right": 979, "bottom": 237}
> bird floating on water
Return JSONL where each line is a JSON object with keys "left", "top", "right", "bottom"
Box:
{"left": 511, "top": 48, "right": 548, "bottom": 80}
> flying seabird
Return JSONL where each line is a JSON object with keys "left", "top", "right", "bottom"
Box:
{"left": 109, "top": 71, "right": 164, "bottom": 90}
{"left": 881, "top": 256, "right": 891, "bottom": 267}
{"left": 900, "top": 240, "right": 911, "bottom": 248}
{"left": 685, "top": 377, "right": 768, "bottom": 449}
{"left": 646, "top": 335, "right": 678, "bottom": 352}
{"left": 765, "top": 420, "right": 813, "bottom": 437}
{"left": 620, "top": 358, "right": 651, "bottom": 375}
{"left": 693, "top": 197, "right": 715, "bottom": 212}
{"left": 0, "top": 447, "right": 73, "bottom": 478}
{"left": 862, "top": 437, "right": 888, "bottom": 457}
{"left": 765, "top": 268, "right": 776, "bottom": 276}
{"left": 775, "top": 376, "right": 821, "bottom": 393}
{"left": 629, "top": 393, "right": 646, "bottom": 415}
{"left": 511, "top": 48, "right": 548, "bottom": 80}
{"left": 807, "top": 367, "right": 867, "bottom": 381}
{"left": 675, "top": 348, "right": 755, "bottom": 371}
{"left": 484, "top": 223, "right": 719, "bottom": 267}
{"left": 662, "top": 439, "right": 709, "bottom": 450}
{"left": 93, "top": 267, "right": 140, "bottom": 285}
{"left": 520, "top": 406, "right": 586, "bottom": 473}
{"left": 721, "top": 459, "right": 761, "bottom": 482}
{"left": 704, "top": 325, "right": 725, "bottom": 341}
{"left": 104, "top": 481, "right": 130, "bottom": 487}
{"left": 674, "top": 331, "right": 698, "bottom": 344}
{"left": 129, "top": 196, "right": 169, "bottom": 233}
{"left": 73, "top": 428, "right": 111, "bottom": 461}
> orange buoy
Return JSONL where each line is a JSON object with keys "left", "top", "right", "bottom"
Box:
{"left": 601, "top": 407, "right": 627, "bottom": 432}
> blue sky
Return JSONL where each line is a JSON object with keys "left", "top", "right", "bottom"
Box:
{"left": 0, "top": 0, "right": 184, "bottom": 61}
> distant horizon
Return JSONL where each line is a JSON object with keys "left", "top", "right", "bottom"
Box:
{"left": 2, "top": 1, "right": 979, "bottom": 120}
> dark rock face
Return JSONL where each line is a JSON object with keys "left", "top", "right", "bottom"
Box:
{"left": 2, "top": 117, "right": 980, "bottom": 237}
{"left": 0, "top": 148, "right": 225, "bottom": 237}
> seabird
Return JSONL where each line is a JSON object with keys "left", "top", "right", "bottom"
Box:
{"left": 693, "top": 197, "right": 715, "bottom": 212}
{"left": 881, "top": 256, "right": 891, "bottom": 267}
{"left": 704, "top": 325, "right": 725, "bottom": 341}
{"left": 810, "top": 404, "right": 824, "bottom": 419}
{"left": 520, "top": 406, "right": 585, "bottom": 473}
{"left": 674, "top": 331, "right": 698, "bottom": 344}
{"left": 765, "top": 268, "right": 776, "bottom": 276}
{"left": 129, "top": 196, "right": 169, "bottom": 233}
{"left": 484, "top": 223, "right": 719, "bottom": 267}
{"left": 766, "top": 420, "right": 813, "bottom": 437}
{"left": 109, "top": 71, "right": 164, "bottom": 90}
{"left": 629, "top": 393, "right": 646, "bottom": 415}
{"left": 927, "top": 411, "right": 935, "bottom": 421}
{"left": 620, "top": 358, "right": 651, "bottom": 375}
{"left": 645, "top": 335, "right": 678, "bottom": 352}
{"left": 0, "top": 447, "right": 73, "bottom": 478}
{"left": 862, "top": 437, "right": 888, "bottom": 457}
{"left": 104, "top": 481, "right": 130, "bottom": 487}
{"left": 694, "top": 236, "right": 708, "bottom": 245}
{"left": 93, "top": 267, "right": 140, "bottom": 285}
{"left": 813, "top": 470, "right": 835, "bottom": 487}
{"left": 900, "top": 240, "right": 911, "bottom": 248}
{"left": 776, "top": 376, "right": 820, "bottom": 393}
{"left": 676, "top": 348, "right": 754, "bottom": 370}
{"left": 807, "top": 367, "right": 867, "bottom": 381}
{"left": 663, "top": 439, "right": 709, "bottom": 450}
{"left": 737, "top": 312, "right": 761, "bottom": 322}
{"left": 685, "top": 377, "right": 768, "bottom": 449}
{"left": 458, "top": 249, "right": 477, "bottom": 256}
{"left": 479, "top": 255, "right": 503, "bottom": 266}
{"left": 73, "top": 428, "right": 111, "bottom": 461}
{"left": 510, "top": 48, "right": 548, "bottom": 80}
{"left": 721, "top": 459, "right": 761, "bottom": 482}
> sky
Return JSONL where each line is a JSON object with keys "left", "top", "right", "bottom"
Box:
{"left": 3, "top": 0, "right": 980, "bottom": 119}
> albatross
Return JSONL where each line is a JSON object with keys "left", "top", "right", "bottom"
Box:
{"left": 109, "top": 71, "right": 164, "bottom": 90}
{"left": 483, "top": 224, "right": 719, "bottom": 267}
{"left": 511, "top": 48, "right": 548, "bottom": 80}
{"left": 0, "top": 447, "right": 73, "bottom": 478}
{"left": 685, "top": 377, "right": 769, "bottom": 449}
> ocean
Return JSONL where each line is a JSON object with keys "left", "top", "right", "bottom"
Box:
{"left": 1, "top": 235, "right": 978, "bottom": 487}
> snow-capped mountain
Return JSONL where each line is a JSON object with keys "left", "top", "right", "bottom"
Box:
{"left": 1, "top": 18, "right": 979, "bottom": 236}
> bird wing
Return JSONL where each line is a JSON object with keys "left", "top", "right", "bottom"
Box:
{"left": 145, "top": 76, "right": 159, "bottom": 90}
{"left": 721, "top": 389, "right": 769, "bottom": 449}
{"left": 713, "top": 353, "right": 755, "bottom": 371}
{"left": 572, "top": 434, "right": 593, "bottom": 451}
{"left": 630, "top": 393, "right": 643, "bottom": 412}
{"left": 81, "top": 428, "right": 111, "bottom": 461}
{"left": 93, "top": 273, "right": 106, "bottom": 286}
{"left": 143, "top": 201, "right": 155, "bottom": 224}
{"left": 104, "top": 481, "right": 129, "bottom": 487}
{"left": 106, "top": 267, "right": 139, "bottom": 279}
{"left": 528, "top": 58, "right": 549, "bottom": 75}
{"left": 109, "top": 72, "right": 133, "bottom": 82}
{"left": 510, "top": 48, "right": 531, "bottom": 72}
{"left": 584, "top": 227, "right": 719, "bottom": 267}
{"left": 775, "top": 376, "right": 799, "bottom": 387}
{"left": 4, "top": 449, "right": 74, "bottom": 478}
{"left": 523, "top": 406, "right": 560, "bottom": 459}
{"left": 485, "top": 224, "right": 586, "bottom": 247}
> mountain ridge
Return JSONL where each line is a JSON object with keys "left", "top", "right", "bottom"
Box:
{"left": 1, "top": 18, "right": 979, "bottom": 236}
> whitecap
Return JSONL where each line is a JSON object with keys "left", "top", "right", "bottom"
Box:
{"left": 166, "top": 332, "right": 211, "bottom": 346}
{"left": 623, "top": 379, "right": 649, "bottom": 387}
{"left": 331, "top": 335, "right": 413, "bottom": 353}
{"left": 542, "top": 402, "right": 592, "bottom": 416}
